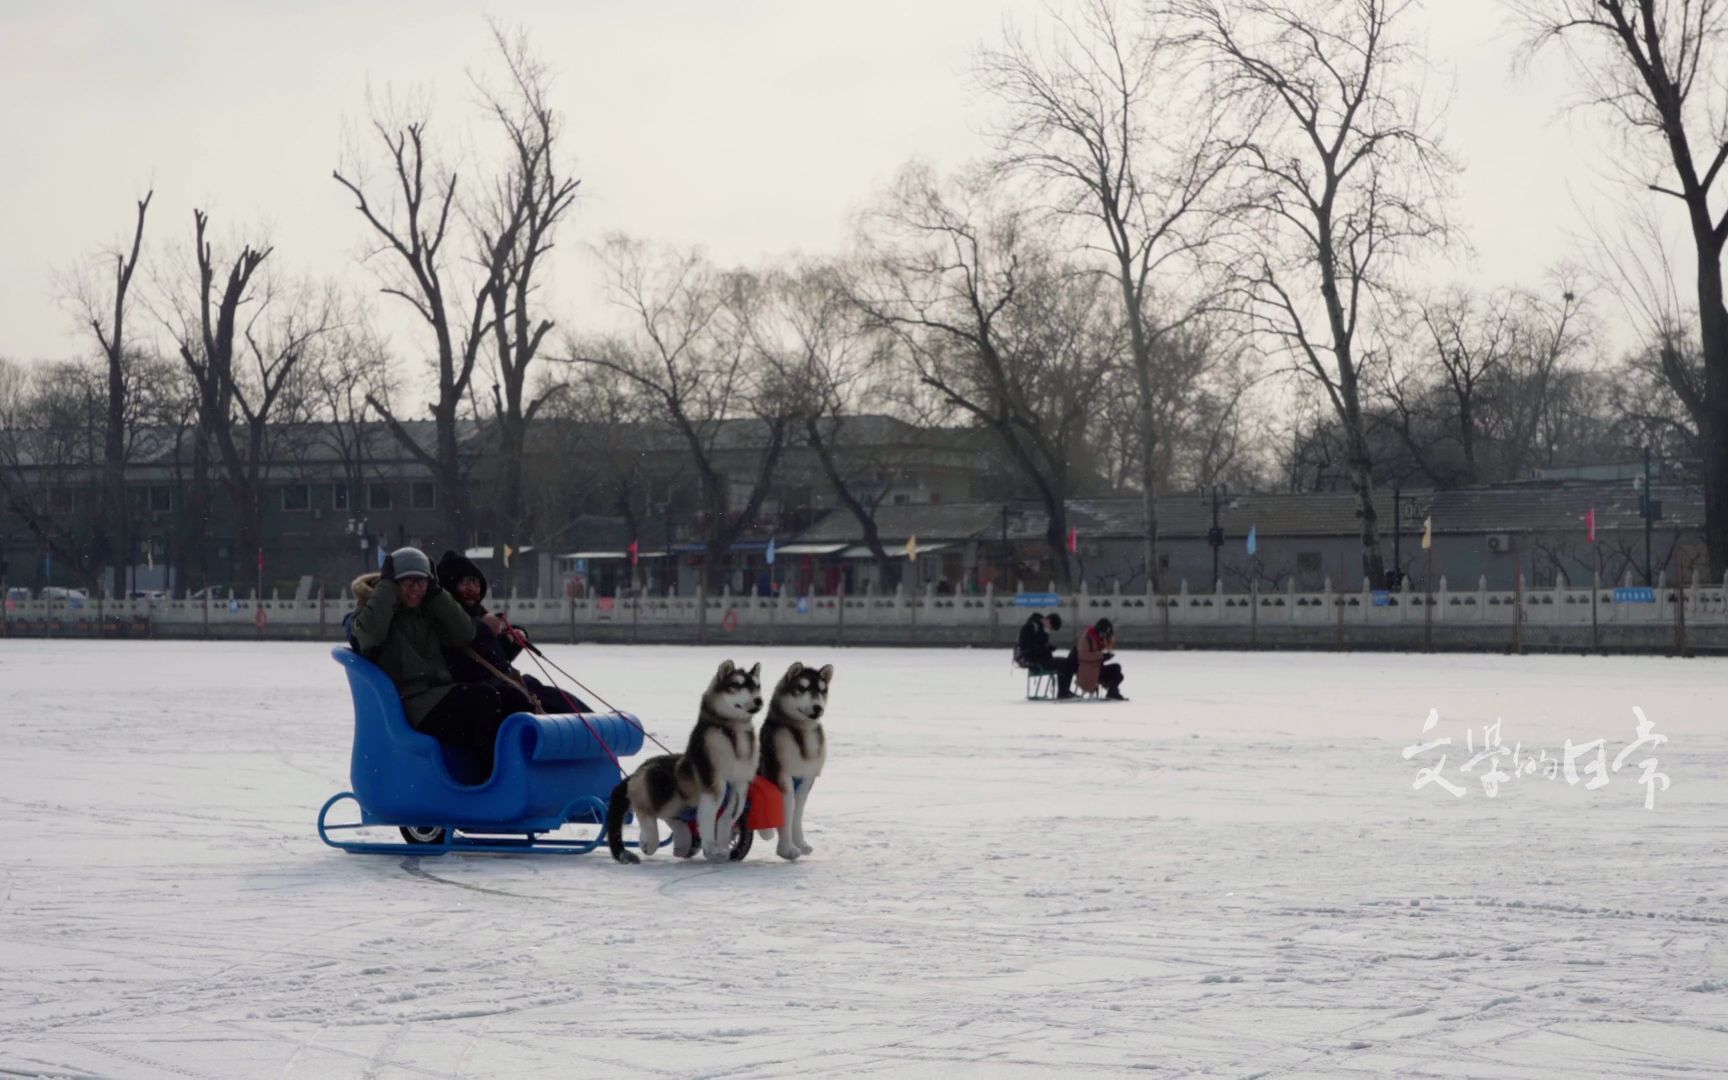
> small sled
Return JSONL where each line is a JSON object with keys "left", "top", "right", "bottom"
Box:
{"left": 318, "top": 647, "right": 647, "bottom": 856}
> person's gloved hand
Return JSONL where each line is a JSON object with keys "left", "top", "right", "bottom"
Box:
{"left": 379, "top": 553, "right": 397, "bottom": 581}
{"left": 423, "top": 574, "right": 443, "bottom": 598}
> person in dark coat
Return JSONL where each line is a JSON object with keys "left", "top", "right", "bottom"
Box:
{"left": 349, "top": 546, "right": 534, "bottom": 781}
{"left": 1015, "top": 612, "right": 1046, "bottom": 666}
{"left": 435, "top": 549, "right": 590, "bottom": 713}
{"left": 1016, "top": 612, "right": 1062, "bottom": 670}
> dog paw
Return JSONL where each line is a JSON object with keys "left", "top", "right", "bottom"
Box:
{"left": 795, "top": 841, "right": 813, "bottom": 855}
{"left": 614, "top": 850, "right": 641, "bottom": 865}
{"left": 775, "top": 843, "right": 801, "bottom": 861}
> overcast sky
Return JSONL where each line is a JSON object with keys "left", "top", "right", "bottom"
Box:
{"left": 0, "top": 0, "right": 1649, "bottom": 376}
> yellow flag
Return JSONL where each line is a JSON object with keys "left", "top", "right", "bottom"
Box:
{"left": 504, "top": 543, "right": 514, "bottom": 568}
{"left": 1421, "top": 517, "right": 1432, "bottom": 550}
{"left": 905, "top": 534, "right": 918, "bottom": 562}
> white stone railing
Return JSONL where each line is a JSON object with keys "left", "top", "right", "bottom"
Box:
{"left": 4, "top": 572, "right": 1726, "bottom": 635}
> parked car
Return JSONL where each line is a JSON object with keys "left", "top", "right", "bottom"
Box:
{"left": 39, "top": 587, "right": 89, "bottom": 608}
{"left": 187, "top": 585, "right": 239, "bottom": 603}
{"left": 5, "top": 586, "right": 30, "bottom": 603}
{"left": 128, "top": 590, "right": 168, "bottom": 602}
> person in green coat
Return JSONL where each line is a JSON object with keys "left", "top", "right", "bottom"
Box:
{"left": 348, "top": 546, "right": 535, "bottom": 781}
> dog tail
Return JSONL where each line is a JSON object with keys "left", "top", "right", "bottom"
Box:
{"left": 606, "top": 779, "right": 639, "bottom": 864}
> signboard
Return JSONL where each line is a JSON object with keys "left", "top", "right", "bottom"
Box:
{"left": 1613, "top": 587, "right": 1657, "bottom": 603}
{"left": 796, "top": 596, "right": 811, "bottom": 615}
{"left": 1012, "top": 593, "right": 1062, "bottom": 607}
{"left": 228, "top": 597, "right": 241, "bottom": 614}
{"left": 1371, "top": 590, "right": 1392, "bottom": 607}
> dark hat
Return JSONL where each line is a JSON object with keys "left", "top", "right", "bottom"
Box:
{"left": 390, "top": 546, "right": 432, "bottom": 580}
{"left": 1046, "top": 613, "right": 1063, "bottom": 630}
{"left": 436, "top": 549, "right": 488, "bottom": 602}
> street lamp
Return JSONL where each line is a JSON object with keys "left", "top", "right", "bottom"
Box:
{"left": 1389, "top": 485, "right": 1410, "bottom": 591}
{"left": 1207, "top": 484, "right": 1229, "bottom": 588}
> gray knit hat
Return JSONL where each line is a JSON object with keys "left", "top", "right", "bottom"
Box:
{"left": 391, "top": 546, "right": 432, "bottom": 580}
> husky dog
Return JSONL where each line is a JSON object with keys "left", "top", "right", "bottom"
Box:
{"left": 607, "top": 660, "right": 762, "bottom": 863}
{"left": 757, "top": 662, "right": 831, "bottom": 861}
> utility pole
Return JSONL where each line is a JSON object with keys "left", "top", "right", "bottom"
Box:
{"left": 1642, "top": 446, "right": 1656, "bottom": 586}
{"left": 1208, "top": 484, "right": 1226, "bottom": 588}
{"left": 1390, "top": 485, "right": 1404, "bottom": 590}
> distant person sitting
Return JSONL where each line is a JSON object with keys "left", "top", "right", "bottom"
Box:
{"left": 1015, "top": 612, "right": 1045, "bottom": 667}
{"left": 1058, "top": 617, "right": 1126, "bottom": 701}
{"left": 435, "top": 550, "right": 590, "bottom": 713}
{"left": 1016, "top": 611, "right": 1057, "bottom": 670}
{"left": 349, "top": 546, "right": 535, "bottom": 782}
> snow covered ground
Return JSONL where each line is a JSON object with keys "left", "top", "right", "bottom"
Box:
{"left": 1, "top": 640, "right": 1725, "bottom": 1079}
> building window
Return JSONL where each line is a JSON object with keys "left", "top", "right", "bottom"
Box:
{"left": 1296, "top": 552, "right": 1323, "bottom": 576}
{"left": 892, "top": 493, "right": 911, "bottom": 506}
{"left": 411, "top": 481, "right": 436, "bottom": 510}
{"left": 282, "top": 484, "right": 312, "bottom": 512}
{"left": 368, "top": 483, "right": 393, "bottom": 511}
{"left": 149, "top": 485, "right": 172, "bottom": 513}
{"left": 332, "top": 483, "right": 349, "bottom": 511}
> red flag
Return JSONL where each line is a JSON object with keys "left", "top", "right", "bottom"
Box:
{"left": 628, "top": 539, "right": 639, "bottom": 566}
{"left": 1066, "top": 526, "right": 1078, "bottom": 554}
{"left": 1586, "top": 507, "right": 1596, "bottom": 544}
{"left": 257, "top": 547, "right": 264, "bottom": 573}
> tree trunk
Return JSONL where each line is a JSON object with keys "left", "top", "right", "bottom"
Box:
{"left": 805, "top": 418, "right": 897, "bottom": 590}
{"left": 1691, "top": 231, "right": 1728, "bottom": 578}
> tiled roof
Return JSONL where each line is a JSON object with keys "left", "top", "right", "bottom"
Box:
{"left": 790, "top": 483, "right": 1705, "bottom": 544}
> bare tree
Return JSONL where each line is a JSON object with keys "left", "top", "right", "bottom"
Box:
{"left": 1380, "top": 282, "right": 1590, "bottom": 485}
{"left": 334, "top": 107, "right": 497, "bottom": 553}
{"left": 0, "top": 358, "right": 106, "bottom": 593}
{"left": 1513, "top": 0, "right": 1728, "bottom": 573}
{"left": 569, "top": 236, "right": 790, "bottom": 592}
{"left": 532, "top": 361, "right": 656, "bottom": 559}
{"left": 979, "top": 0, "right": 1243, "bottom": 589}
{"left": 852, "top": 164, "right": 1119, "bottom": 589}
{"left": 747, "top": 262, "right": 910, "bottom": 589}
{"left": 61, "top": 191, "right": 153, "bottom": 596}
{"left": 302, "top": 318, "right": 397, "bottom": 540}
{"left": 335, "top": 31, "right": 580, "bottom": 575}
{"left": 170, "top": 211, "right": 334, "bottom": 587}
{"left": 1175, "top": 0, "right": 1457, "bottom": 586}
{"left": 474, "top": 25, "right": 581, "bottom": 591}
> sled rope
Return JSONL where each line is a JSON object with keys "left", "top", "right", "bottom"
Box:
{"left": 520, "top": 638, "right": 676, "bottom": 755}
{"left": 464, "top": 644, "right": 628, "bottom": 779}
{"left": 459, "top": 642, "right": 546, "bottom": 711}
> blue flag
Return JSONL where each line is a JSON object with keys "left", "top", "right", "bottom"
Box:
{"left": 765, "top": 536, "right": 776, "bottom": 566}
{"left": 1246, "top": 525, "right": 1258, "bottom": 556}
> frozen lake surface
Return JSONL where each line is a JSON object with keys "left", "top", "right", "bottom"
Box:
{"left": 1, "top": 640, "right": 1725, "bottom": 1078}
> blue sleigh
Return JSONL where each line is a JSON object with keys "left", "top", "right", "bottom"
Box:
{"left": 317, "top": 647, "right": 645, "bottom": 855}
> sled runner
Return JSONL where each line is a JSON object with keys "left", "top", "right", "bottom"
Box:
{"left": 317, "top": 647, "right": 648, "bottom": 855}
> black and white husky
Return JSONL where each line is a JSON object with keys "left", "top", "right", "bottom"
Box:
{"left": 607, "top": 660, "right": 762, "bottom": 863}
{"left": 757, "top": 662, "right": 831, "bottom": 861}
